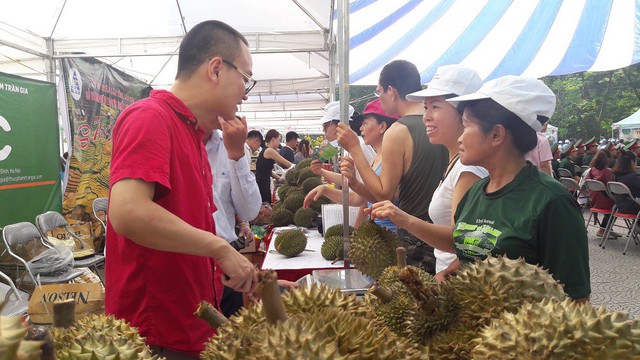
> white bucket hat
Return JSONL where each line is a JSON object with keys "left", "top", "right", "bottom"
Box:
{"left": 447, "top": 75, "right": 556, "bottom": 132}
{"left": 320, "top": 101, "right": 355, "bottom": 123}
{"left": 406, "top": 64, "right": 483, "bottom": 101}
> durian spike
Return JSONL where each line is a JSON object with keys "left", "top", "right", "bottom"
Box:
{"left": 399, "top": 267, "right": 439, "bottom": 317}
{"left": 53, "top": 299, "right": 75, "bottom": 328}
{"left": 396, "top": 247, "right": 407, "bottom": 269}
{"left": 25, "top": 326, "right": 54, "bottom": 360}
{"left": 369, "top": 282, "right": 393, "bottom": 304}
{"left": 257, "top": 270, "right": 288, "bottom": 324}
{"left": 195, "top": 301, "right": 229, "bottom": 329}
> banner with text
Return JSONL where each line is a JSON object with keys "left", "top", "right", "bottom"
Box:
{"left": 61, "top": 58, "right": 149, "bottom": 245}
{"left": 0, "top": 72, "right": 61, "bottom": 227}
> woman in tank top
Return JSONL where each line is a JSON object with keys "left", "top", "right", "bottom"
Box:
{"left": 255, "top": 129, "right": 292, "bottom": 203}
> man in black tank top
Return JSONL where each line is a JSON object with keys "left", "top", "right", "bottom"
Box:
{"left": 337, "top": 60, "right": 448, "bottom": 274}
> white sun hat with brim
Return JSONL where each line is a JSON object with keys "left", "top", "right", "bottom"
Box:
{"left": 406, "top": 64, "right": 483, "bottom": 101}
{"left": 447, "top": 75, "right": 556, "bottom": 132}
{"left": 320, "top": 101, "right": 355, "bottom": 123}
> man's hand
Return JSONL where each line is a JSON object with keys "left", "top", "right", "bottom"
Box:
{"left": 336, "top": 123, "right": 360, "bottom": 152}
{"left": 304, "top": 185, "right": 326, "bottom": 208}
{"left": 216, "top": 246, "right": 258, "bottom": 293}
{"left": 310, "top": 159, "right": 324, "bottom": 176}
{"left": 220, "top": 115, "right": 248, "bottom": 161}
{"left": 340, "top": 156, "right": 357, "bottom": 183}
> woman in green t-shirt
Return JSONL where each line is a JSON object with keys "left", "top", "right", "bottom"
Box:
{"left": 369, "top": 76, "right": 590, "bottom": 301}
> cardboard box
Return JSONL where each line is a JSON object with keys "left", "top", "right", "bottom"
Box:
{"left": 28, "top": 283, "right": 104, "bottom": 324}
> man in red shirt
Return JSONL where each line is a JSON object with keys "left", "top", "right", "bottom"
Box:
{"left": 106, "top": 20, "right": 258, "bottom": 359}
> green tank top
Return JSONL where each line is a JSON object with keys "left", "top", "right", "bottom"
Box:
{"left": 397, "top": 115, "right": 448, "bottom": 222}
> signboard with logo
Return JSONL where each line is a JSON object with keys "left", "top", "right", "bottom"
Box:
{"left": 61, "top": 58, "right": 149, "bottom": 239}
{"left": 0, "top": 72, "right": 61, "bottom": 227}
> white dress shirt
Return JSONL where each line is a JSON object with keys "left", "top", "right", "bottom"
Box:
{"left": 206, "top": 130, "right": 262, "bottom": 242}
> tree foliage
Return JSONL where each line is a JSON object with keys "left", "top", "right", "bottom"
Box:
{"left": 543, "top": 62, "right": 640, "bottom": 140}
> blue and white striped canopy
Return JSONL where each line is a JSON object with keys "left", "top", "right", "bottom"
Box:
{"left": 348, "top": 0, "right": 640, "bottom": 85}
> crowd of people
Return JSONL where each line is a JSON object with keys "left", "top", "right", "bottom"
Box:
{"left": 102, "top": 19, "right": 609, "bottom": 360}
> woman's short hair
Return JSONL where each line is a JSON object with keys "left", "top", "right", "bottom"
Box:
{"left": 461, "top": 98, "right": 538, "bottom": 155}
{"left": 613, "top": 150, "right": 637, "bottom": 176}
{"left": 264, "top": 129, "right": 280, "bottom": 144}
{"left": 589, "top": 150, "right": 609, "bottom": 170}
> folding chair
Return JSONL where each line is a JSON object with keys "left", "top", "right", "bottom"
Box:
{"left": 35, "top": 211, "right": 105, "bottom": 281}
{"left": 0, "top": 270, "right": 30, "bottom": 317}
{"left": 2, "top": 222, "right": 83, "bottom": 290}
{"left": 602, "top": 182, "right": 640, "bottom": 254}
{"left": 583, "top": 179, "right": 615, "bottom": 230}
{"left": 92, "top": 197, "right": 108, "bottom": 255}
{"left": 581, "top": 165, "right": 590, "bottom": 174}
{"left": 557, "top": 168, "right": 573, "bottom": 178}
{"left": 574, "top": 165, "right": 582, "bottom": 175}
{"left": 559, "top": 177, "right": 590, "bottom": 212}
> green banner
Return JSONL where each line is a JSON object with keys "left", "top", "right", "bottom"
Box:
{"left": 0, "top": 72, "right": 61, "bottom": 227}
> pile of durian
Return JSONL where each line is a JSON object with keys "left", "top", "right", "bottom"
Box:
{"left": 271, "top": 158, "right": 333, "bottom": 228}
{"left": 200, "top": 252, "right": 640, "bottom": 359}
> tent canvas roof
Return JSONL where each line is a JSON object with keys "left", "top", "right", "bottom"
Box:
{"left": 3, "top": 0, "right": 640, "bottom": 133}
{"left": 613, "top": 108, "right": 640, "bottom": 129}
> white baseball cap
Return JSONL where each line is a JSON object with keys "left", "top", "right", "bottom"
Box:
{"left": 447, "top": 75, "right": 556, "bottom": 132}
{"left": 320, "top": 101, "right": 355, "bottom": 123}
{"left": 406, "top": 64, "right": 483, "bottom": 101}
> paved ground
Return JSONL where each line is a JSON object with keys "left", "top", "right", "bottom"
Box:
{"left": 585, "top": 210, "right": 640, "bottom": 318}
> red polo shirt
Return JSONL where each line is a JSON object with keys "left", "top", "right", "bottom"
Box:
{"left": 105, "top": 90, "right": 222, "bottom": 356}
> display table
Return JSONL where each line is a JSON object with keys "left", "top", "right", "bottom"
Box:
{"left": 262, "top": 227, "right": 351, "bottom": 282}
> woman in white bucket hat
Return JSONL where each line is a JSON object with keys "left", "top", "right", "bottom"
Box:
{"left": 370, "top": 75, "right": 590, "bottom": 302}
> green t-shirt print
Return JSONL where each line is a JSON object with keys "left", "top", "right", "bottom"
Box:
{"left": 452, "top": 221, "right": 501, "bottom": 259}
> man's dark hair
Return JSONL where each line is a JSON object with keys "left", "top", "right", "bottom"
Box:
{"left": 461, "top": 98, "right": 537, "bottom": 155}
{"left": 176, "top": 20, "right": 249, "bottom": 80}
{"left": 285, "top": 131, "right": 299, "bottom": 143}
{"left": 379, "top": 60, "right": 422, "bottom": 99}
{"left": 247, "top": 130, "right": 263, "bottom": 142}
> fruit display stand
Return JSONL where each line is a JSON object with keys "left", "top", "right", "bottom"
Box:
{"left": 262, "top": 226, "right": 348, "bottom": 282}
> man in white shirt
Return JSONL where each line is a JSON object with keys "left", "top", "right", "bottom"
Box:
{"left": 245, "top": 130, "right": 263, "bottom": 163}
{"left": 205, "top": 129, "right": 262, "bottom": 317}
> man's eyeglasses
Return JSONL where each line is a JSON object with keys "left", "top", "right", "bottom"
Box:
{"left": 222, "top": 59, "right": 257, "bottom": 94}
{"left": 374, "top": 85, "right": 390, "bottom": 97}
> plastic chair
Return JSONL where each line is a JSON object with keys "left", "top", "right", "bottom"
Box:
{"left": 2, "top": 222, "right": 83, "bottom": 290}
{"left": 92, "top": 197, "right": 108, "bottom": 255}
{"left": 583, "top": 179, "right": 615, "bottom": 230}
{"left": 35, "top": 211, "right": 105, "bottom": 281}
{"left": 557, "top": 168, "right": 573, "bottom": 178}
{"left": 602, "top": 182, "right": 640, "bottom": 254}
{"left": 0, "top": 270, "right": 30, "bottom": 317}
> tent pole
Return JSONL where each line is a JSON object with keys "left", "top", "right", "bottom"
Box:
{"left": 337, "top": 0, "right": 350, "bottom": 269}
{"left": 45, "top": 38, "right": 56, "bottom": 83}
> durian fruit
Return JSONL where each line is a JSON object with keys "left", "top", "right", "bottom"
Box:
{"left": 269, "top": 208, "right": 294, "bottom": 227}
{"left": 285, "top": 168, "right": 298, "bottom": 185}
{"left": 296, "top": 158, "right": 313, "bottom": 169}
{"left": 320, "top": 235, "right": 345, "bottom": 261}
{"left": 276, "top": 185, "right": 291, "bottom": 200}
{"left": 472, "top": 298, "right": 640, "bottom": 359}
{"left": 283, "top": 192, "right": 305, "bottom": 213}
{"left": 274, "top": 229, "right": 307, "bottom": 257}
{"left": 0, "top": 315, "right": 43, "bottom": 360}
{"left": 323, "top": 224, "right": 354, "bottom": 240}
{"left": 398, "top": 267, "right": 458, "bottom": 343}
{"left": 201, "top": 271, "right": 423, "bottom": 360}
{"left": 444, "top": 255, "right": 567, "bottom": 329}
{"left": 365, "top": 248, "right": 438, "bottom": 339}
{"left": 301, "top": 177, "right": 323, "bottom": 194}
{"left": 293, "top": 207, "right": 317, "bottom": 228}
{"left": 349, "top": 221, "right": 398, "bottom": 278}
{"left": 296, "top": 168, "right": 320, "bottom": 185}
{"left": 427, "top": 256, "right": 568, "bottom": 360}
{"left": 310, "top": 195, "right": 333, "bottom": 213}
{"left": 52, "top": 314, "right": 160, "bottom": 360}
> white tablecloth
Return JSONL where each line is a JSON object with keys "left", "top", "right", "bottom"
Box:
{"left": 262, "top": 227, "right": 347, "bottom": 270}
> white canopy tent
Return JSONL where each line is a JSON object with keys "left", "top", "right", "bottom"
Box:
{"left": 2, "top": 0, "right": 640, "bottom": 133}
{"left": 612, "top": 108, "right": 640, "bottom": 140}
